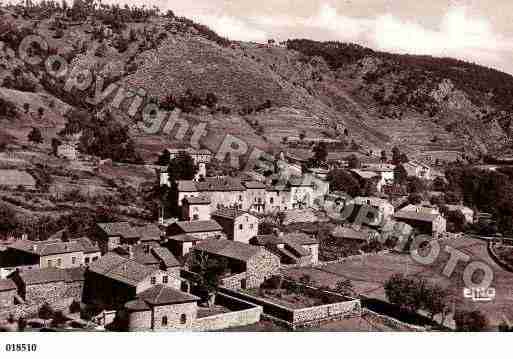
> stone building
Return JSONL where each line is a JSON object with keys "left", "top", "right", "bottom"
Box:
{"left": 191, "top": 239, "right": 280, "bottom": 289}
{"left": 57, "top": 142, "right": 78, "bottom": 160}
{"left": 250, "top": 234, "right": 315, "bottom": 266}
{"left": 166, "top": 220, "right": 224, "bottom": 240}
{"left": 403, "top": 161, "right": 431, "bottom": 180}
{"left": 181, "top": 196, "right": 211, "bottom": 221}
{"left": 124, "top": 285, "right": 200, "bottom": 331}
{"left": 113, "top": 243, "right": 181, "bottom": 278}
{"left": 350, "top": 197, "right": 395, "bottom": 227}
{"left": 0, "top": 237, "right": 100, "bottom": 273}
{"left": 394, "top": 209, "right": 446, "bottom": 236}
{"left": 10, "top": 267, "right": 85, "bottom": 304}
{"left": 0, "top": 279, "right": 17, "bottom": 307}
{"left": 159, "top": 148, "right": 213, "bottom": 182}
{"left": 95, "top": 222, "right": 140, "bottom": 254}
{"left": 211, "top": 208, "right": 259, "bottom": 244}
{"left": 136, "top": 224, "right": 164, "bottom": 244}
{"left": 280, "top": 233, "right": 319, "bottom": 264}
{"left": 83, "top": 253, "right": 181, "bottom": 310}
{"left": 446, "top": 205, "right": 475, "bottom": 224}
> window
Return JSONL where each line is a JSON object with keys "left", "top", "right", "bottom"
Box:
{"left": 239, "top": 224, "right": 243, "bottom": 230}
{"left": 151, "top": 277, "right": 156, "bottom": 285}
{"left": 180, "top": 314, "right": 186, "bottom": 324}
{"left": 72, "top": 257, "right": 76, "bottom": 265}
{"left": 250, "top": 224, "right": 254, "bottom": 229}
{"left": 161, "top": 316, "right": 168, "bottom": 326}
{"left": 85, "top": 257, "right": 90, "bottom": 264}
{"left": 57, "top": 258, "right": 62, "bottom": 267}
{"left": 193, "top": 214, "right": 199, "bottom": 220}
{"left": 47, "top": 260, "right": 53, "bottom": 267}
{"left": 163, "top": 276, "right": 168, "bottom": 284}
{"left": 238, "top": 195, "right": 243, "bottom": 201}
{"left": 92, "top": 256, "right": 99, "bottom": 262}
{"left": 270, "top": 197, "right": 274, "bottom": 204}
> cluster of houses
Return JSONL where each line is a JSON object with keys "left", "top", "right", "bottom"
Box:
{"left": 0, "top": 145, "right": 479, "bottom": 331}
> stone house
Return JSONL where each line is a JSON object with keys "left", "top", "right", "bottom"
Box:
{"left": 0, "top": 170, "right": 36, "bottom": 190}
{"left": 95, "top": 222, "right": 140, "bottom": 254}
{"left": 280, "top": 233, "right": 319, "bottom": 264}
{"left": 10, "top": 267, "right": 85, "bottom": 304}
{"left": 124, "top": 285, "right": 200, "bottom": 331}
{"left": 394, "top": 209, "right": 446, "bottom": 236}
{"left": 331, "top": 225, "right": 379, "bottom": 242}
{"left": 166, "top": 220, "right": 224, "bottom": 240}
{"left": 191, "top": 239, "right": 280, "bottom": 290}
{"left": 167, "top": 234, "right": 205, "bottom": 258}
{"left": 403, "top": 161, "right": 431, "bottom": 180}
{"left": 0, "top": 278, "right": 17, "bottom": 307}
{"left": 1, "top": 237, "right": 100, "bottom": 272}
{"left": 159, "top": 148, "right": 213, "bottom": 182}
{"left": 350, "top": 197, "right": 395, "bottom": 227}
{"left": 242, "top": 181, "right": 267, "bottom": 213}
{"left": 249, "top": 234, "right": 314, "bottom": 266}
{"left": 211, "top": 208, "right": 259, "bottom": 244}
{"left": 136, "top": 224, "right": 164, "bottom": 244}
{"left": 83, "top": 253, "right": 181, "bottom": 310}
{"left": 182, "top": 196, "right": 211, "bottom": 221}
{"left": 113, "top": 243, "right": 181, "bottom": 278}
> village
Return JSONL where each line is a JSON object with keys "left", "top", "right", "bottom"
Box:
{"left": 1, "top": 138, "right": 507, "bottom": 333}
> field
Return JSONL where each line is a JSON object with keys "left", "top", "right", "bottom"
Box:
{"left": 282, "top": 236, "right": 513, "bottom": 328}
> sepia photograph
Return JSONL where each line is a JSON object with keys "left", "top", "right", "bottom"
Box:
{"left": 0, "top": 0, "right": 511, "bottom": 356}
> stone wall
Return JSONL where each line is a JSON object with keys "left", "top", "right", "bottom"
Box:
{"left": 246, "top": 249, "right": 280, "bottom": 288}
{"left": 128, "top": 301, "right": 197, "bottom": 331}
{"left": 220, "top": 272, "right": 247, "bottom": 290}
{"left": 191, "top": 293, "right": 261, "bottom": 331}
{"left": 25, "top": 281, "right": 68, "bottom": 304}
{"left": 292, "top": 299, "right": 361, "bottom": 323}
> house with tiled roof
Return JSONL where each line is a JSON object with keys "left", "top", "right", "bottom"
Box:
{"left": 166, "top": 220, "right": 225, "bottom": 257}
{"left": 0, "top": 237, "right": 100, "bottom": 274}
{"left": 403, "top": 161, "right": 431, "bottom": 180}
{"left": 84, "top": 253, "right": 181, "bottom": 309}
{"left": 136, "top": 224, "right": 163, "bottom": 243}
{"left": 249, "top": 234, "right": 316, "bottom": 266}
{"left": 0, "top": 278, "right": 17, "bottom": 307}
{"left": 95, "top": 222, "right": 140, "bottom": 253}
{"left": 191, "top": 239, "right": 280, "bottom": 289}
{"left": 113, "top": 243, "right": 181, "bottom": 278}
{"left": 280, "top": 232, "right": 319, "bottom": 264}
{"left": 331, "top": 225, "right": 379, "bottom": 242}
{"left": 349, "top": 197, "right": 395, "bottom": 227}
{"left": 159, "top": 148, "right": 212, "bottom": 181}
{"left": 124, "top": 285, "right": 200, "bottom": 331}
{"left": 394, "top": 207, "right": 446, "bottom": 236}
{"left": 10, "top": 267, "right": 85, "bottom": 304}
{"left": 211, "top": 208, "right": 258, "bottom": 244}
{"left": 181, "top": 196, "right": 211, "bottom": 221}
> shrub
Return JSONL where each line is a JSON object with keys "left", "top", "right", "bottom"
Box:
{"left": 38, "top": 303, "right": 54, "bottom": 320}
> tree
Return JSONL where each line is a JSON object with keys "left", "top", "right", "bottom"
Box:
{"left": 188, "top": 252, "right": 229, "bottom": 307}
{"left": 407, "top": 193, "right": 423, "bottom": 205}
{"left": 454, "top": 310, "right": 488, "bottom": 332}
{"left": 392, "top": 146, "right": 401, "bottom": 164}
{"left": 407, "top": 177, "right": 426, "bottom": 194}
{"left": 347, "top": 154, "right": 360, "bottom": 169}
{"left": 313, "top": 142, "right": 328, "bottom": 164}
{"left": 394, "top": 164, "right": 408, "bottom": 184}
{"left": 38, "top": 302, "right": 54, "bottom": 320}
{"left": 422, "top": 285, "right": 449, "bottom": 323}
{"left": 384, "top": 274, "right": 423, "bottom": 313}
{"left": 327, "top": 169, "right": 361, "bottom": 197}
{"left": 204, "top": 92, "right": 218, "bottom": 108}
{"left": 447, "top": 210, "right": 466, "bottom": 233}
{"left": 167, "top": 151, "right": 198, "bottom": 183}
{"left": 28, "top": 127, "right": 43, "bottom": 144}
{"left": 299, "top": 131, "right": 306, "bottom": 141}
{"left": 380, "top": 150, "right": 387, "bottom": 162}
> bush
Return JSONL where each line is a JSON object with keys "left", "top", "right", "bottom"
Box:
{"left": 38, "top": 303, "right": 54, "bottom": 320}
{"left": 69, "top": 300, "right": 81, "bottom": 314}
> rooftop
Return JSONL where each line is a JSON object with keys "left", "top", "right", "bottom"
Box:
{"left": 281, "top": 232, "right": 318, "bottom": 245}
{"left": 394, "top": 210, "right": 441, "bottom": 223}
{"left": 0, "top": 278, "right": 16, "bottom": 292}
{"left": 88, "top": 253, "right": 156, "bottom": 286}
{"left": 212, "top": 207, "right": 255, "bottom": 220}
{"left": 125, "top": 285, "right": 199, "bottom": 311}
{"left": 171, "top": 220, "right": 223, "bottom": 234}
{"left": 9, "top": 237, "right": 99, "bottom": 256}
{"left": 182, "top": 196, "right": 211, "bottom": 205}
{"left": 193, "top": 238, "right": 261, "bottom": 262}
{"left": 97, "top": 222, "right": 140, "bottom": 239}
{"left": 136, "top": 224, "right": 163, "bottom": 242}
{"left": 16, "top": 267, "right": 84, "bottom": 285}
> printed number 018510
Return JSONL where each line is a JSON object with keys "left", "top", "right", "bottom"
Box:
{"left": 5, "top": 344, "right": 38, "bottom": 352}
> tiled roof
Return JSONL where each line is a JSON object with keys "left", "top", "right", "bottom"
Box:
{"left": 195, "top": 178, "right": 246, "bottom": 192}
{"left": 331, "top": 226, "right": 372, "bottom": 241}
{"left": 0, "top": 279, "right": 16, "bottom": 292}
{"left": 168, "top": 234, "right": 202, "bottom": 243}
{"left": 281, "top": 232, "right": 318, "bottom": 245}
{"left": 177, "top": 180, "right": 198, "bottom": 192}
{"left": 151, "top": 247, "right": 180, "bottom": 268}
{"left": 243, "top": 181, "right": 266, "bottom": 189}
{"left": 64, "top": 267, "right": 86, "bottom": 282}
{"left": 394, "top": 210, "right": 440, "bottom": 223}
{"left": 137, "top": 285, "right": 199, "bottom": 305}
{"left": 114, "top": 244, "right": 180, "bottom": 268}
{"left": 124, "top": 299, "right": 151, "bottom": 312}
{"left": 97, "top": 222, "right": 139, "bottom": 239}
{"left": 136, "top": 224, "right": 163, "bottom": 242}
{"left": 9, "top": 238, "right": 98, "bottom": 256}
{"left": 172, "top": 220, "right": 222, "bottom": 234}
{"left": 353, "top": 197, "right": 393, "bottom": 208}
{"left": 193, "top": 238, "right": 261, "bottom": 262}
{"left": 212, "top": 207, "right": 252, "bottom": 220}
{"left": 182, "top": 196, "right": 211, "bottom": 205}
{"left": 0, "top": 170, "right": 36, "bottom": 187}
{"left": 18, "top": 267, "right": 66, "bottom": 285}
{"left": 88, "top": 253, "right": 156, "bottom": 286}
{"left": 288, "top": 176, "right": 312, "bottom": 187}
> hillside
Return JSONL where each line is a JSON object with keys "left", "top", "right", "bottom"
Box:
{"left": 1, "top": 2, "right": 513, "bottom": 233}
